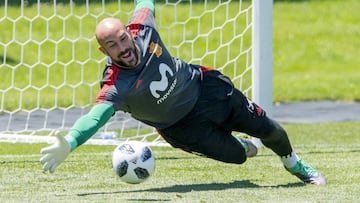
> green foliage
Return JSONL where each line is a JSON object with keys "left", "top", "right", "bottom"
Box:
{"left": 1, "top": 121, "right": 360, "bottom": 202}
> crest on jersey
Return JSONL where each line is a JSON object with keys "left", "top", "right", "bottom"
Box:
{"left": 149, "top": 42, "right": 162, "bottom": 58}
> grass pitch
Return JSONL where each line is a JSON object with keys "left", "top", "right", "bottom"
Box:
{"left": 1, "top": 121, "right": 360, "bottom": 202}
{"left": 1, "top": 0, "right": 359, "bottom": 202}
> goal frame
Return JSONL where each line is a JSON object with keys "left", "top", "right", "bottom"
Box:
{"left": 252, "top": 0, "right": 273, "bottom": 117}
{"left": 0, "top": 0, "right": 273, "bottom": 145}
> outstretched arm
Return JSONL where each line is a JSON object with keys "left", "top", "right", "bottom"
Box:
{"left": 65, "top": 103, "right": 115, "bottom": 150}
{"left": 40, "top": 103, "right": 115, "bottom": 173}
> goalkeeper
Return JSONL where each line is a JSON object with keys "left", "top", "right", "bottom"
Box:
{"left": 40, "top": 0, "right": 326, "bottom": 185}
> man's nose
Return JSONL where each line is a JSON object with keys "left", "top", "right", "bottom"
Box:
{"left": 118, "top": 42, "right": 126, "bottom": 53}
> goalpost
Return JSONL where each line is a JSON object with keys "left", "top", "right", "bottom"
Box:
{"left": 0, "top": 0, "right": 272, "bottom": 146}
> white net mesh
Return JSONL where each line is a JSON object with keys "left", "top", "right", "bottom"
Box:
{"left": 0, "top": 0, "right": 253, "bottom": 145}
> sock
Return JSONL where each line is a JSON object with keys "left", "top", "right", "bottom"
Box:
{"left": 235, "top": 137, "right": 249, "bottom": 152}
{"left": 280, "top": 151, "right": 300, "bottom": 168}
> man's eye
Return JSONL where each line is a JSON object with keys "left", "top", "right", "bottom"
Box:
{"left": 120, "top": 35, "right": 127, "bottom": 41}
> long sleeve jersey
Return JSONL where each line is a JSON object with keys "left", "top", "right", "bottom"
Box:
{"left": 96, "top": 6, "right": 202, "bottom": 129}
{"left": 65, "top": 0, "right": 203, "bottom": 150}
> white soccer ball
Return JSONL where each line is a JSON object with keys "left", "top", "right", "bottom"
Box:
{"left": 112, "top": 141, "right": 155, "bottom": 184}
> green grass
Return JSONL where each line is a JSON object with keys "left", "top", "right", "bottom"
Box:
{"left": 1, "top": 121, "right": 360, "bottom": 202}
{"left": 273, "top": 0, "right": 360, "bottom": 101}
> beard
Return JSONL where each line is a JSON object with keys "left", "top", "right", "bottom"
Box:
{"left": 113, "top": 43, "right": 139, "bottom": 69}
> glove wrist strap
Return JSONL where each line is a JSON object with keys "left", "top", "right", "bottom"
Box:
{"left": 65, "top": 135, "right": 78, "bottom": 151}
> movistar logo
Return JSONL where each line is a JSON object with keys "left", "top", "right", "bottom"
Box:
{"left": 149, "top": 63, "right": 177, "bottom": 104}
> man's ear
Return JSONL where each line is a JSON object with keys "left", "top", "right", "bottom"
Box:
{"left": 98, "top": 47, "right": 108, "bottom": 55}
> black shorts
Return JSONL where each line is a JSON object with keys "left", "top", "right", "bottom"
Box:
{"left": 158, "top": 70, "right": 274, "bottom": 164}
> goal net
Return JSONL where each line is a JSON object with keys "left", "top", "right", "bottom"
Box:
{"left": 0, "top": 0, "right": 272, "bottom": 146}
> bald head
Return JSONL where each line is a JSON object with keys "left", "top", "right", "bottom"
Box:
{"left": 95, "top": 17, "right": 126, "bottom": 47}
{"left": 95, "top": 17, "right": 140, "bottom": 68}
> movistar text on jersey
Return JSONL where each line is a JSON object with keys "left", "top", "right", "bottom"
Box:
{"left": 156, "top": 78, "right": 177, "bottom": 104}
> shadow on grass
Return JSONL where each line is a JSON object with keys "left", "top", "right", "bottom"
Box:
{"left": 77, "top": 180, "right": 304, "bottom": 197}
{"left": 121, "top": 198, "right": 171, "bottom": 202}
{"left": 254, "top": 148, "right": 360, "bottom": 157}
{"left": 0, "top": 55, "right": 18, "bottom": 65}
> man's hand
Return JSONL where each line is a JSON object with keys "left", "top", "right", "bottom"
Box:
{"left": 40, "top": 131, "right": 71, "bottom": 173}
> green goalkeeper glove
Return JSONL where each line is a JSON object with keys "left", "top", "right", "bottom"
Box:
{"left": 40, "top": 131, "right": 71, "bottom": 173}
